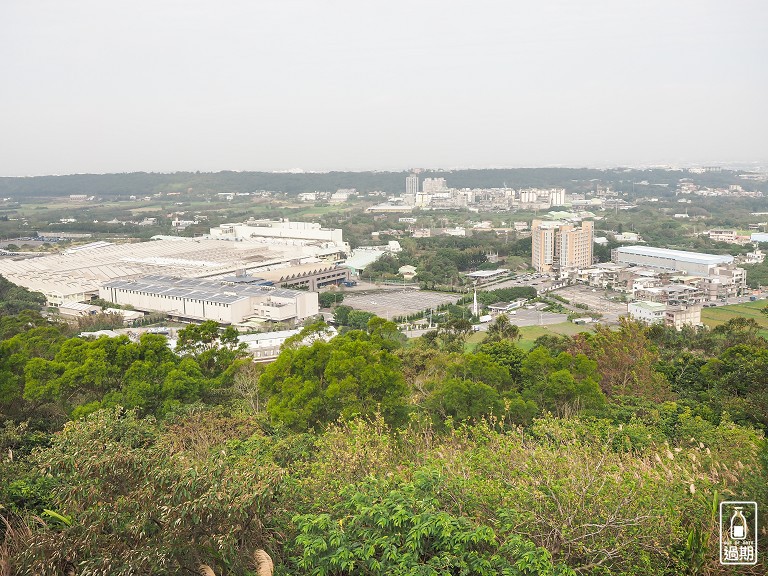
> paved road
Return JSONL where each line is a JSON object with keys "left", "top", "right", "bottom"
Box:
{"left": 553, "top": 285, "right": 627, "bottom": 324}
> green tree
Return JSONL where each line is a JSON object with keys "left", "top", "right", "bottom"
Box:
{"left": 425, "top": 377, "right": 504, "bottom": 426}
{"left": 484, "top": 313, "right": 521, "bottom": 343}
{"left": 293, "top": 470, "right": 574, "bottom": 576}
{"left": 259, "top": 331, "right": 409, "bottom": 431}
{"left": 701, "top": 344, "right": 768, "bottom": 429}
{"left": 175, "top": 320, "right": 246, "bottom": 377}
{"left": 569, "top": 319, "right": 673, "bottom": 402}
{"left": 446, "top": 352, "right": 513, "bottom": 391}
{"left": 18, "top": 332, "right": 219, "bottom": 421}
{"left": 318, "top": 291, "right": 343, "bottom": 308}
{"left": 347, "top": 309, "right": 376, "bottom": 330}
{"left": 475, "top": 340, "right": 526, "bottom": 388}
{"left": 333, "top": 304, "right": 353, "bottom": 326}
{"left": 0, "top": 275, "right": 46, "bottom": 316}
{"left": 438, "top": 318, "right": 473, "bottom": 353}
{"left": 9, "top": 407, "right": 282, "bottom": 573}
{"left": 521, "top": 347, "right": 605, "bottom": 417}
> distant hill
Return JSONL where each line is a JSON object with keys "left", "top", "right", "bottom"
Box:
{"left": 0, "top": 167, "right": 755, "bottom": 198}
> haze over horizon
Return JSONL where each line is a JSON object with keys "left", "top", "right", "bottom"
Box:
{"left": 2, "top": 1, "right": 766, "bottom": 177}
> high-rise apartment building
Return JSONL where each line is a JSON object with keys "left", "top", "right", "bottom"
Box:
{"left": 531, "top": 220, "right": 594, "bottom": 273}
{"left": 406, "top": 175, "right": 419, "bottom": 195}
{"left": 422, "top": 177, "right": 447, "bottom": 194}
{"left": 549, "top": 188, "right": 567, "bottom": 207}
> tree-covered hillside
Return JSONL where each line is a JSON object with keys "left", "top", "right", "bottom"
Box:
{"left": 0, "top": 292, "right": 766, "bottom": 573}
{"left": 0, "top": 167, "right": 761, "bottom": 198}
{"left": 0, "top": 275, "right": 45, "bottom": 317}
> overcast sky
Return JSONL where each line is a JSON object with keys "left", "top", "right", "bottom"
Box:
{"left": 1, "top": 0, "right": 766, "bottom": 176}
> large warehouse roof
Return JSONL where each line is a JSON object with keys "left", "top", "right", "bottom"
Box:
{"left": 103, "top": 275, "right": 306, "bottom": 303}
{"left": 616, "top": 245, "right": 733, "bottom": 266}
{"left": 0, "top": 238, "right": 307, "bottom": 300}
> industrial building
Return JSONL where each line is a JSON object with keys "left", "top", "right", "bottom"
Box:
{"left": 207, "top": 219, "right": 349, "bottom": 262}
{"left": 611, "top": 246, "right": 746, "bottom": 301}
{"left": 256, "top": 263, "right": 350, "bottom": 291}
{"left": 99, "top": 275, "right": 318, "bottom": 325}
{"left": 0, "top": 221, "right": 351, "bottom": 307}
{"left": 57, "top": 301, "right": 145, "bottom": 324}
{"left": 612, "top": 246, "right": 733, "bottom": 276}
{"left": 238, "top": 326, "right": 338, "bottom": 361}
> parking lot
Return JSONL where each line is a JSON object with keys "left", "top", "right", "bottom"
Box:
{"left": 344, "top": 289, "right": 460, "bottom": 319}
{"left": 553, "top": 285, "right": 627, "bottom": 324}
{"left": 486, "top": 272, "right": 555, "bottom": 294}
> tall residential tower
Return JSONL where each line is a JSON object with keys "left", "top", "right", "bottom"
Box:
{"left": 531, "top": 220, "right": 593, "bottom": 274}
{"left": 405, "top": 174, "right": 419, "bottom": 195}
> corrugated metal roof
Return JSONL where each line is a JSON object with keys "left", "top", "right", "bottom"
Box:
{"left": 617, "top": 246, "right": 733, "bottom": 266}
{"left": 101, "top": 275, "right": 304, "bottom": 303}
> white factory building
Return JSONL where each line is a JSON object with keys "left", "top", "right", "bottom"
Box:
{"left": 0, "top": 220, "right": 351, "bottom": 307}
{"left": 611, "top": 245, "right": 746, "bottom": 301}
{"left": 613, "top": 246, "right": 734, "bottom": 276}
{"left": 208, "top": 219, "right": 350, "bottom": 262}
{"left": 99, "top": 275, "right": 318, "bottom": 325}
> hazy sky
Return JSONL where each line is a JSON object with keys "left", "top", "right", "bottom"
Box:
{"left": 1, "top": 0, "right": 766, "bottom": 176}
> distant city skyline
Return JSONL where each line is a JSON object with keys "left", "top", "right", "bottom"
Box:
{"left": 1, "top": 0, "right": 766, "bottom": 177}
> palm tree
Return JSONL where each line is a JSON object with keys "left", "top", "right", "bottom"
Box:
{"left": 484, "top": 313, "right": 521, "bottom": 342}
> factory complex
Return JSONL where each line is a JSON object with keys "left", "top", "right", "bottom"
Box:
{"left": 612, "top": 245, "right": 734, "bottom": 276}
{"left": 0, "top": 220, "right": 351, "bottom": 326}
{"left": 100, "top": 275, "right": 318, "bottom": 324}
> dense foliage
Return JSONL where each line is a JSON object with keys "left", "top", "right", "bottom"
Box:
{"left": 1, "top": 290, "right": 767, "bottom": 573}
{"left": 0, "top": 275, "right": 45, "bottom": 316}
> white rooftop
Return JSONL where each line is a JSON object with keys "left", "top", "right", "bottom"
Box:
{"left": 60, "top": 301, "right": 100, "bottom": 312}
{"left": 239, "top": 329, "right": 300, "bottom": 344}
{"left": 343, "top": 249, "right": 387, "bottom": 272}
{"left": 467, "top": 268, "right": 509, "bottom": 278}
{"left": 0, "top": 237, "right": 311, "bottom": 300}
{"left": 630, "top": 301, "right": 667, "bottom": 311}
{"left": 616, "top": 245, "right": 733, "bottom": 266}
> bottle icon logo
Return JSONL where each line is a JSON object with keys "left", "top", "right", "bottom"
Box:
{"left": 730, "top": 507, "right": 747, "bottom": 540}
{"left": 720, "top": 501, "right": 758, "bottom": 565}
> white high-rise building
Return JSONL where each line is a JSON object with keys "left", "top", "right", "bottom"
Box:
{"left": 550, "top": 188, "right": 567, "bottom": 206}
{"left": 422, "top": 178, "right": 447, "bottom": 194}
{"left": 520, "top": 190, "right": 538, "bottom": 203}
{"left": 406, "top": 175, "right": 419, "bottom": 195}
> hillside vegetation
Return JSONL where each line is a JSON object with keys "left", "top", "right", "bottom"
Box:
{"left": 0, "top": 283, "right": 766, "bottom": 574}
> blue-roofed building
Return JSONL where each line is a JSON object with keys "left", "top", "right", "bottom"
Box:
{"left": 99, "top": 275, "right": 319, "bottom": 325}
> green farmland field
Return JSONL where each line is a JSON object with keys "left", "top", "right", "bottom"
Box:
{"left": 701, "top": 299, "right": 768, "bottom": 338}
{"left": 466, "top": 321, "right": 593, "bottom": 351}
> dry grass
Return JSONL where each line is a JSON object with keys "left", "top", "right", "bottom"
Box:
{"left": 0, "top": 514, "right": 35, "bottom": 576}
